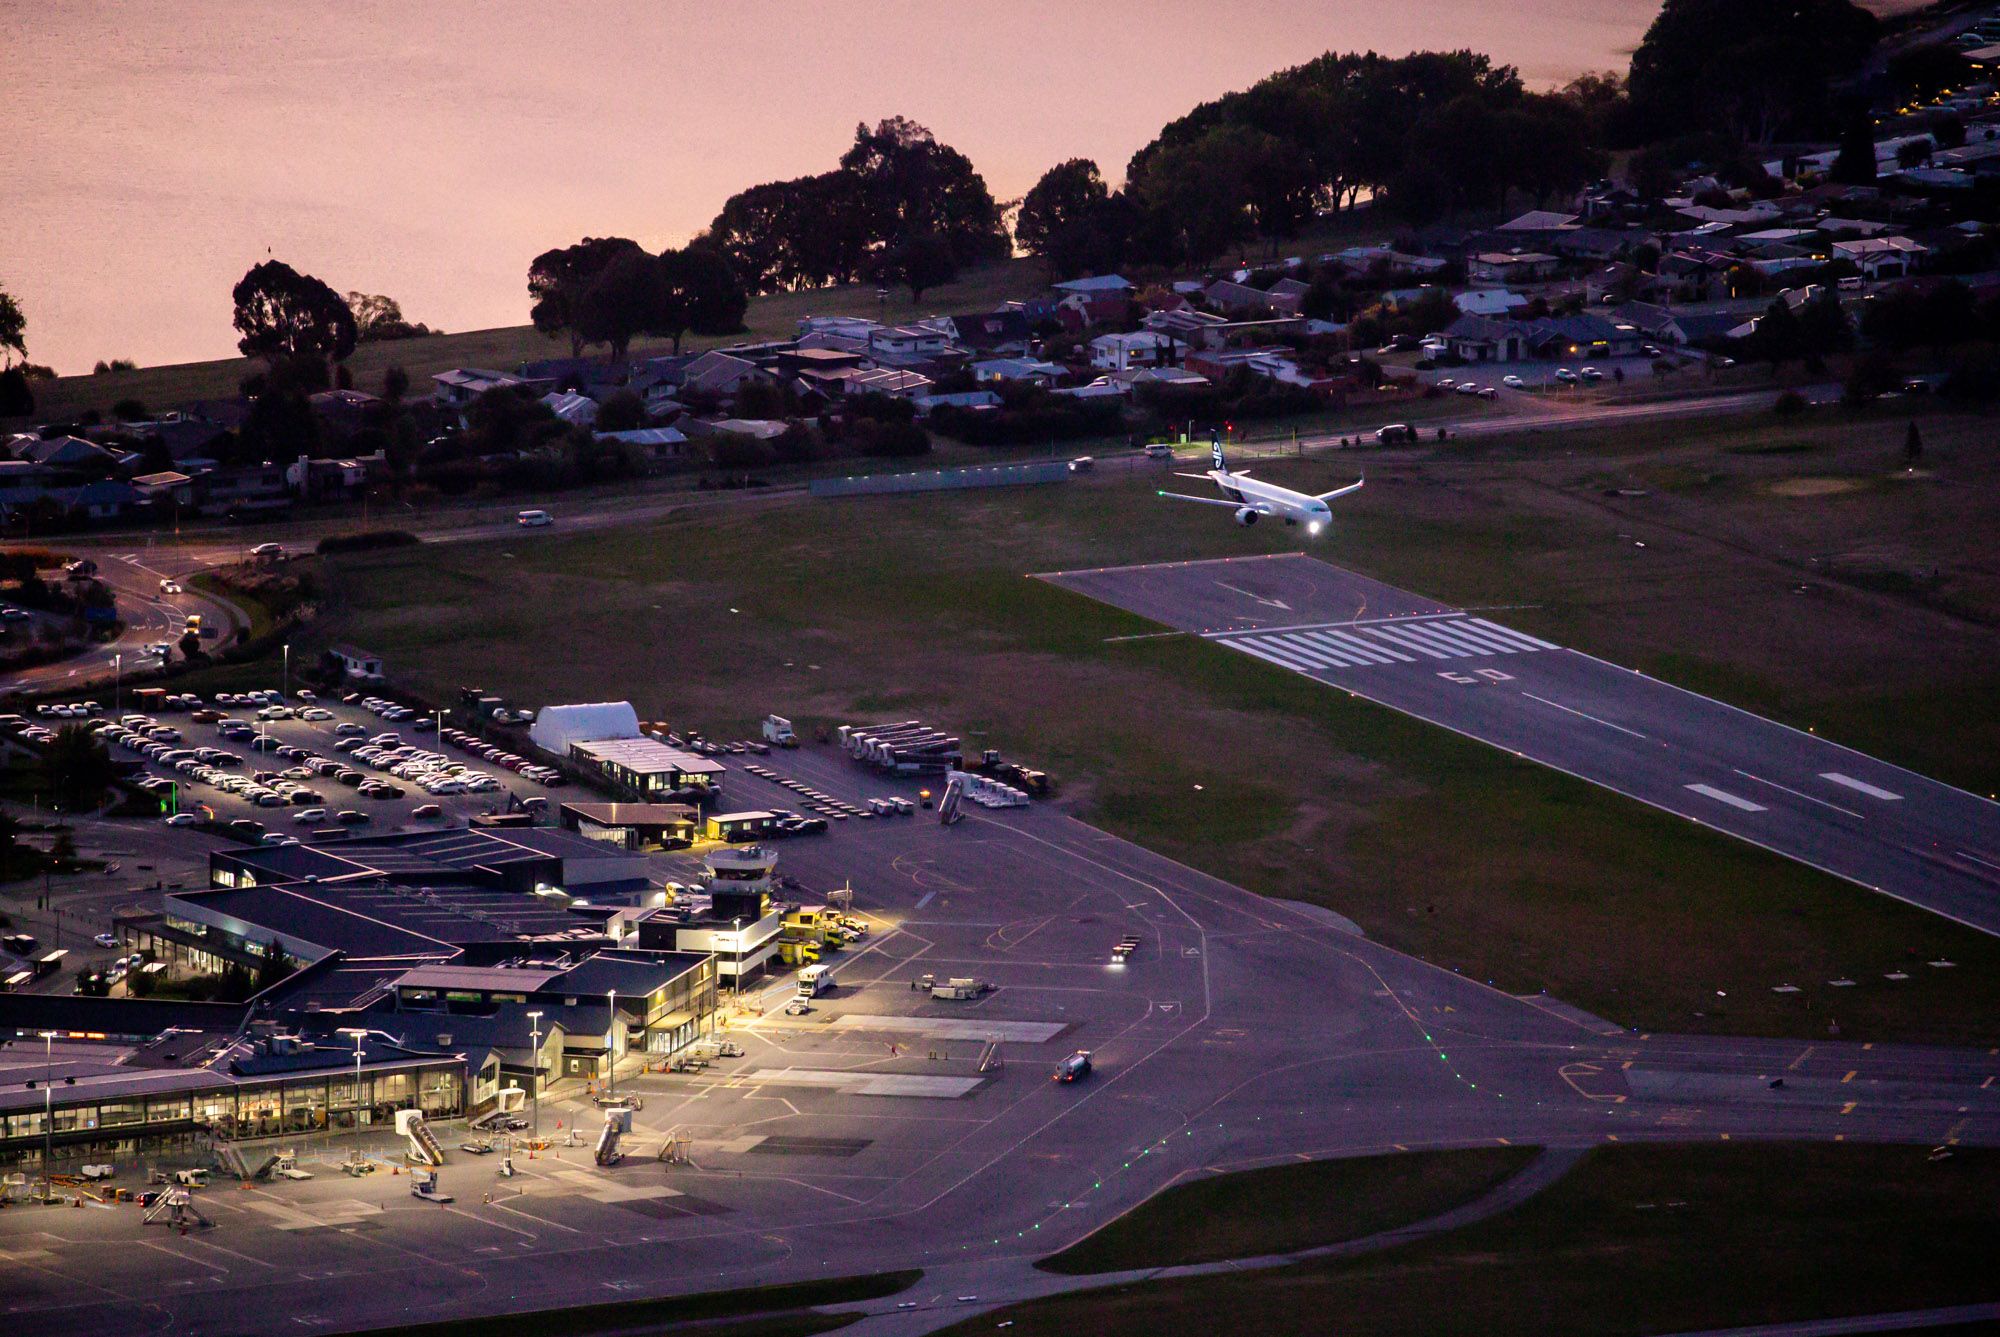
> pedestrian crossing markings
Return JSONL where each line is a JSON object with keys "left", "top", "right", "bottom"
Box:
{"left": 1215, "top": 616, "right": 1557, "bottom": 671}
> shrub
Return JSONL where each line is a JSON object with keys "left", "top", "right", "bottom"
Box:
{"left": 316, "top": 530, "right": 422, "bottom": 554}
{"left": 1772, "top": 389, "right": 1809, "bottom": 417}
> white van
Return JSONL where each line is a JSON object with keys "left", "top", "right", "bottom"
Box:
{"left": 516, "top": 509, "right": 553, "bottom": 528}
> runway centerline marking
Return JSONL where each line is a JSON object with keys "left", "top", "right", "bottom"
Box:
{"left": 1820, "top": 773, "right": 1903, "bottom": 801}
{"left": 1522, "top": 693, "right": 1648, "bottom": 740}
{"left": 1685, "top": 783, "right": 1767, "bottom": 813}
{"left": 1733, "top": 770, "right": 1864, "bottom": 820}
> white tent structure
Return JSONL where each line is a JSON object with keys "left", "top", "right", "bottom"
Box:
{"left": 530, "top": 701, "right": 641, "bottom": 756}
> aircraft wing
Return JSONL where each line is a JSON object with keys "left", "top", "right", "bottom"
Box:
{"left": 1315, "top": 479, "right": 1365, "bottom": 502}
{"left": 1157, "top": 490, "right": 1264, "bottom": 510}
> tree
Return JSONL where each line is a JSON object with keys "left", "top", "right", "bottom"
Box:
{"left": 44, "top": 723, "right": 114, "bottom": 809}
{"left": 1896, "top": 137, "right": 1934, "bottom": 169}
{"left": 839, "top": 117, "right": 1010, "bottom": 268}
{"left": 528, "top": 237, "right": 646, "bottom": 356}
{"left": 873, "top": 232, "right": 957, "bottom": 302}
{"left": 1629, "top": 0, "right": 1879, "bottom": 144}
{"left": 178, "top": 628, "right": 203, "bottom": 660}
{"left": 0, "top": 367, "right": 31, "bottom": 419}
{"left": 381, "top": 365, "right": 410, "bottom": 404}
{"left": 655, "top": 245, "right": 748, "bottom": 352}
{"left": 0, "top": 283, "right": 25, "bottom": 368}
{"left": 232, "top": 260, "right": 358, "bottom": 369}
{"left": 572, "top": 247, "right": 670, "bottom": 363}
{"left": 346, "top": 292, "right": 433, "bottom": 341}
{"left": 595, "top": 389, "right": 645, "bottom": 433}
{"left": 1904, "top": 420, "right": 1923, "bottom": 465}
{"left": 1017, "top": 159, "right": 1110, "bottom": 273}
{"left": 1830, "top": 111, "right": 1878, "bottom": 185}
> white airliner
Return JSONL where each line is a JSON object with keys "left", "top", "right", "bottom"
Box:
{"left": 1157, "top": 437, "right": 1362, "bottom": 535}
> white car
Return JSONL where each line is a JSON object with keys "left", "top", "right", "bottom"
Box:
{"left": 1502, "top": 374, "right": 1525, "bottom": 389}
{"left": 293, "top": 808, "right": 327, "bottom": 824}
{"left": 250, "top": 543, "right": 285, "bottom": 557}
{"left": 163, "top": 813, "right": 199, "bottom": 827}
{"left": 1554, "top": 368, "right": 1579, "bottom": 383}
{"left": 516, "top": 509, "right": 554, "bottom": 528}
{"left": 94, "top": 933, "right": 119, "bottom": 948}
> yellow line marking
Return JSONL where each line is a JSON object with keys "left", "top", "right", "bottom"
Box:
{"left": 1840, "top": 1101, "right": 1857, "bottom": 1115}
{"left": 1788, "top": 1046, "right": 1815, "bottom": 1072}
{"left": 1863, "top": 1043, "right": 1874, "bottom": 1051}
{"left": 1606, "top": 1134, "right": 1619, "bottom": 1141}
{"left": 1496, "top": 1137, "right": 1511, "bottom": 1145}
{"left": 1982, "top": 1076, "right": 1994, "bottom": 1090}
{"left": 1393, "top": 1143, "right": 1407, "bottom": 1152}
{"left": 1621, "top": 1061, "right": 1633, "bottom": 1071}
{"left": 1841, "top": 1070, "right": 1857, "bottom": 1083}
{"left": 1719, "top": 1132, "right": 1730, "bottom": 1140}
{"left": 1833, "top": 1133, "right": 1845, "bottom": 1142}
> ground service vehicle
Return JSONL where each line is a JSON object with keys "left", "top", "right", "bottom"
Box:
{"left": 762, "top": 715, "right": 797, "bottom": 747}
{"left": 517, "top": 509, "right": 553, "bottom": 527}
{"left": 797, "top": 963, "right": 831, "bottom": 998}
{"left": 1054, "top": 1051, "right": 1092, "bottom": 1083}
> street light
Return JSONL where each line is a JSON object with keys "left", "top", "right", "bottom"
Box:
{"left": 731, "top": 918, "right": 742, "bottom": 1006}
{"left": 337, "top": 1027, "right": 367, "bottom": 1141}
{"left": 526, "top": 1011, "right": 543, "bottom": 1138}
{"left": 38, "top": 1030, "right": 56, "bottom": 1200}
{"left": 112, "top": 653, "right": 121, "bottom": 718}
{"left": 606, "top": 989, "right": 616, "bottom": 1100}
{"left": 282, "top": 644, "right": 290, "bottom": 701}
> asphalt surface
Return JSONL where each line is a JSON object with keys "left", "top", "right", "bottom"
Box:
{"left": 1043, "top": 554, "right": 2000, "bottom": 939}
{"left": 2, "top": 741, "right": 1994, "bottom": 1336}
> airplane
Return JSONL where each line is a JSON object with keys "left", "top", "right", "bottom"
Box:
{"left": 1157, "top": 434, "right": 1362, "bottom": 535}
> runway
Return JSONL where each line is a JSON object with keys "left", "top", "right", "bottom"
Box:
{"left": 1043, "top": 553, "right": 2000, "bottom": 938}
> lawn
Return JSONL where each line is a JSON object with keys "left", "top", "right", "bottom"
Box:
{"left": 1039, "top": 1146, "right": 1538, "bottom": 1274}
{"left": 947, "top": 1144, "right": 2000, "bottom": 1337}
{"left": 304, "top": 442, "right": 2000, "bottom": 1046}
{"left": 332, "top": 1270, "right": 919, "bottom": 1337}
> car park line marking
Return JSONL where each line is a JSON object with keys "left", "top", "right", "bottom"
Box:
{"left": 1521, "top": 693, "right": 1648, "bottom": 740}
{"left": 1820, "top": 773, "right": 1903, "bottom": 801}
{"left": 1953, "top": 849, "right": 2000, "bottom": 873}
{"left": 913, "top": 891, "right": 936, "bottom": 910}
{"left": 1733, "top": 770, "right": 1864, "bottom": 819}
{"left": 1684, "top": 784, "right": 1767, "bottom": 813}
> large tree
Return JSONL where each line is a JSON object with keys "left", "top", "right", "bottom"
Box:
{"left": 839, "top": 117, "right": 1010, "bottom": 269}
{"left": 572, "top": 247, "right": 671, "bottom": 363}
{"left": 1629, "top": 0, "right": 1879, "bottom": 144}
{"left": 527, "top": 237, "right": 645, "bottom": 356}
{"left": 656, "top": 245, "right": 748, "bottom": 352}
{"left": 1016, "top": 160, "right": 1110, "bottom": 270}
{"left": 45, "top": 723, "right": 115, "bottom": 810}
{"left": 232, "top": 260, "right": 357, "bottom": 368}
{"left": 873, "top": 232, "right": 958, "bottom": 303}
{"left": 345, "top": 291, "right": 433, "bottom": 342}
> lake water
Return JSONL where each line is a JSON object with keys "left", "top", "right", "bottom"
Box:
{"left": 0, "top": 0, "right": 1920, "bottom": 373}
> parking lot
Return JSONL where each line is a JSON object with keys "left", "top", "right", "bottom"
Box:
{"left": 6, "top": 688, "right": 572, "bottom": 843}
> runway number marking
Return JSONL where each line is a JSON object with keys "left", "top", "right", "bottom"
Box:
{"left": 1685, "top": 783, "right": 1767, "bottom": 813}
{"left": 1820, "top": 773, "right": 1902, "bottom": 801}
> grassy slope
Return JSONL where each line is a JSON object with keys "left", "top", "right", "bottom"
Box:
{"left": 19, "top": 261, "right": 1048, "bottom": 424}
{"left": 949, "top": 1144, "right": 2000, "bottom": 1337}
{"left": 1039, "top": 1146, "right": 1538, "bottom": 1274}
{"left": 309, "top": 461, "right": 2000, "bottom": 1045}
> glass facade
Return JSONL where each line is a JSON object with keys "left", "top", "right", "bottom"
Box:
{"left": 0, "top": 1062, "right": 465, "bottom": 1167}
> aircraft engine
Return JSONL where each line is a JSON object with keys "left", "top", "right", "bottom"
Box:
{"left": 1234, "top": 506, "right": 1260, "bottom": 527}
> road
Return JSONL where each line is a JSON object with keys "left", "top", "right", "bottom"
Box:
{"left": 1, "top": 545, "right": 247, "bottom": 698}
{"left": 1044, "top": 553, "right": 2000, "bottom": 938}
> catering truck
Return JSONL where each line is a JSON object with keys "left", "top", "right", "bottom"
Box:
{"left": 797, "top": 963, "right": 832, "bottom": 998}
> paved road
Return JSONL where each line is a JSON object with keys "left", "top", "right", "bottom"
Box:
{"left": 1043, "top": 554, "right": 2000, "bottom": 937}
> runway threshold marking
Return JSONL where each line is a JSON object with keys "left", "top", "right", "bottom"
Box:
{"left": 1685, "top": 783, "right": 1767, "bottom": 813}
{"left": 1820, "top": 773, "right": 1903, "bottom": 801}
{"left": 1522, "top": 692, "right": 1648, "bottom": 740}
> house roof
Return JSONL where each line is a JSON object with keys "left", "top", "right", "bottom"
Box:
{"left": 1497, "top": 210, "right": 1580, "bottom": 231}
{"left": 1052, "top": 275, "right": 1133, "bottom": 294}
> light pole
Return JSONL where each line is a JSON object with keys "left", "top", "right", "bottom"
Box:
{"left": 606, "top": 990, "right": 616, "bottom": 1100}
{"left": 338, "top": 1027, "right": 366, "bottom": 1142}
{"left": 731, "top": 918, "right": 742, "bottom": 1006}
{"left": 526, "top": 1011, "right": 543, "bottom": 1138}
{"left": 112, "top": 653, "right": 121, "bottom": 717}
{"left": 281, "top": 644, "right": 290, "bottom": 701}
{"left": 39, "top": 1030, "right": 56, "bottom": 1200}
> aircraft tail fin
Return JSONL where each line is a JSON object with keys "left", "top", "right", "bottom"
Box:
{"left": 1211, "top": 430, "right": 1225, "bottom": 473}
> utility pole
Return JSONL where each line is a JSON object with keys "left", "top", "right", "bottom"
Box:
{"left": 339, "top": 1027, "right": 366, "bottom": 1142}
{"left": 39, "top": 1030, "right": 56, "bottom": 1200}
{"left": 526, "top": 1011, "right": 543, "bottom": 1138}
{"left": 606, "top": 989, "right": 616, "bottom": 1100}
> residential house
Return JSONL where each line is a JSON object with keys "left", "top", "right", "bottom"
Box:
{"left": 1051, "top": 275, "right": 1134, "bottom": 299}
{"left": 1265, "top": 277, "right": 1312, "bottom": 315}
{"left": 196, "top": 463, "right": 290, "bottom": 518}
{"left": 284, "top": 455, "right": 374, "bottom": 501}
{"left": 1831, "top": 236, "right": 1927, "bottom": 279}
{"left": 1142, "top": 307, "right": 1230, "bottom": 346}
{"left": 305, "top": 389, "right": 382, "bottom": 437}
{"left": 836, "top": 368, "right": 934, "bottom": 399}
{"left": 51, "top": 480, "right": 141, "bottom": 522}
{"left": 1496, "top": 210, "right": 1581, "bottom": 234}
{"left": 11, "top": 435, "right": 118, "bottom": 471}
{"left": 679, "top": 351, "right": 770, "bottom": 401}
{"left": 540, "top": 391, "right": 600, "bottom": 427}
{"left": 1441, "top": 315, "right": 1530, "bottom": 363}
{"left": 972, "top": 358, "right": 1066, "bottom": 386}
{"left": 866, "top": 325, "right": 956, "bottom": 365}
{"left": 930, "top": 310, "right": 1033, "bottom": 357}
{"left": 594, "top": 427, "right": 690, "bottom": 461}
{"left": 1467, "top": 252, "right": 1561, "bottom": 285}
{"left": 1521, "top": 314, "right": 1643, "bottom": 360}
{"left": 1089, "top": 331, "right": 1177, "bottom": 372}
{"left": 1203, "top": 280, "right": 1278, "bottom": 317}
{"left": 129, "top": 470, "right": 197, "bottom": 509}
{"left": 432, "top": 368, "right": 529, "bottom": 410}
{"left": 1455, "top": 288, "right": 1530, "bottom": 317}
{"left": 910, "top": 390, "right": 1002, "bottom": 417}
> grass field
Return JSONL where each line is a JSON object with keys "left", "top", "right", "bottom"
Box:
{"left": 943, "top": 1144, "right": 2000, "bottom": 1337}
{"left": 302, "top": 411, "right": 2000, "bottom": 1044}
{"left": 330, "top": 1270, "right": 919, "bottom": 1337}
{"left": 16, "top": 260, "right": 1048, "bottom": 425}
{"left": 1039, "top": 1146, "right": 1538, "bottom": 1274}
